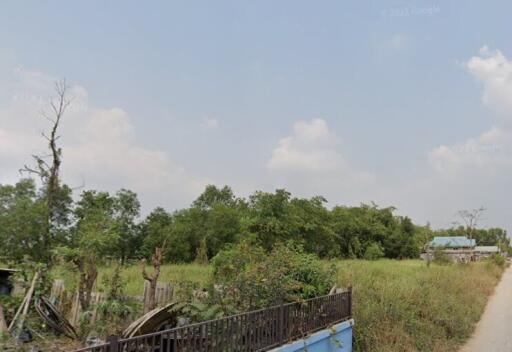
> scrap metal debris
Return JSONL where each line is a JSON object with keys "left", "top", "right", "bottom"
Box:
{"left": 123, "top": 302, "right": 179, "bottom": 338}
{"left": 34, "top": 296, "right": 78, "bottom": 339}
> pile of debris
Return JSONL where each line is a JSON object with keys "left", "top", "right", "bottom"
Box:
{"left": 0, "top": 269, "right": 78, "bottom": 344}
{"left": 35, "top": 297, "right": 78, "bottom": 339}
{"left": 0, "top": 268, "right": 186, "bottom": 349}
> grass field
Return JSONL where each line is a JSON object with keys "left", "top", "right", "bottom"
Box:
{"left": 52, "top": 262, "right": 212, "bottom": 296}
{"left": 50, "top": 259, "right": 503, "bottom": 352}
{"left": 337, "top": 260, "right": 504, "bottom": 352}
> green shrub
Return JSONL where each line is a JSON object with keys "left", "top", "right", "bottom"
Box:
{"left": 432, "top": 248, "right": 452, "bottom": 265}
{"left": 195, "top": 238, "right": 209, "bottom": 265}
{"left": 0, "top": 295, "right": 22, "bottom": 324}
{"left": 364, "top": 242, "right": 384, "bottom": 260}
{"left": 212, "top": 242, "right": 335, "bottom": 311}
{"left": 487, "top": 253, "right": 506, "bottom": 268}
{"left": 94, "top": 264, "right": 134, "bottom": 336}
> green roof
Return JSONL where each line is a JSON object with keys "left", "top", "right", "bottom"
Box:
{"left": 429, "top": 236, "right": 476, "bottom": 248}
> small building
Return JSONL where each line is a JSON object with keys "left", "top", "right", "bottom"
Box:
{"left": 422, "top": 236, "right": 476, "bottom": 263}
{"left": 474, "top": 246, "right": 500, "bottom": 259}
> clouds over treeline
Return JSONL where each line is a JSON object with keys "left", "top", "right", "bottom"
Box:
{"left": 0, "top": 65, "right": 206, "bottom": 211}
{"left": 1, "top": 47, "right": 511, "bottom": 232}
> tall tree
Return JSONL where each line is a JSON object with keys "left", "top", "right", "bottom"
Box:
{"left": 192, "top": 185, "right": 236, "bottom": 210}
{"left": 457, "top": 207, "right": 486, "bottom": 240}
{"left": 112, "top": 189, "right": 141, "bottom": 262}
{"left": 59, "top": 190, "right": 119, "bottom": 311}
{"left": 289, "top": 196, "right": 337, "bottom": 257}
{"left": 140, "top": 207, "right": 173, "bottom": 258}
{"left": 0, "top": 179, "right": 47, "bottom": 262}
{"left": 20, "top": 80, "right": 72, "bottom": 261}
{"left": 246, "top": 189, "right": 294, "bottom": 251}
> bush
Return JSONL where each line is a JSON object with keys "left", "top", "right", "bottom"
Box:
{"left": 195, "top": 238, "right": 209, "bottom": 265}
{"left": 432, "top": 248, "right": 452, "bottom": 265}
{"left": 364, "top": 242, "right": 384, "bottom": 260}
{"left": 94, "top": 265, "right": 134, "bottom": 336}
{"left": 211, "top": 241, "right": 336, "bottom": 311}
{"left": 487, "top": 253, "right": 506, "bottom": 268}
{"left": 0, "top": 295, "right": 22, "bottom": 324}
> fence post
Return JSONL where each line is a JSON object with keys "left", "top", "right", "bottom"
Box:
{"left": 348, "top": 285, "right": 353, "bottom": 318}
{"left": 108, "top": 335, "right": 119, "bottom": 352}
{"left": 278, "top": 304, "right": 284, "bottom": 344}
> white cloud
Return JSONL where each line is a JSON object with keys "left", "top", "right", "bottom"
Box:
{"left": 466, "top": 46, "right": 512, "bottom": 122}
{"left": 200, "top": 117, "right": 218, "bottom": 129}
{"left": 267, "top": 119, "right": 343, "bottom": 172}
{"left": 397, "top": 46, "right": 512, "bottom": 230}
{"left": 428, "top": 127, "right": 511, "bottom": 178}
{"left": 0, "top": 65, "right": 206, "bottom": 211}
{"left": 385, "top": 33, "right": 408, "bottom": 51}
{"left": 428, "top": 47, "right": 512, "bottom": 176}
{"left": 267, "top": 118, "right": 375, "bottom": 203}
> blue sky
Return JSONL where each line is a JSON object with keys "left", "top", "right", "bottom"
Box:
{"left": 1, "top": 1, "right": 512, "bottom": 232}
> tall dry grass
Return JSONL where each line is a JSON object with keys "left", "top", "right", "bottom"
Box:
{"left": 336, "top": 260, "right": 504, "bottom": 352}
{"left": 52, "top": 259, "right": 503, "bottom": 351}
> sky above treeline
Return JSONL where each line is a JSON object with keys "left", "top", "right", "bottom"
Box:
{"left": 1, "top": 1, "right": 511, "bottom": 233}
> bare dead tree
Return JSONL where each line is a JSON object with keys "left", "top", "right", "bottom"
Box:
{"left": 457, "top": 207, "right": 486, "bottom": 240}
{"left": 20, "top": 79, "right": 72, "bottom": 259}
{"left": 142, "top": 247, "right": 163, "bottom": 313}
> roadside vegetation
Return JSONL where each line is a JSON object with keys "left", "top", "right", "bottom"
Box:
{"left": 339, "top": 260, "right": 504, "bottom": 352}
{"left": 50, "top": 258, "right": 505, "bottom": 352}
{"left": 0, "top": 84, "right": 508, "bottom": 351}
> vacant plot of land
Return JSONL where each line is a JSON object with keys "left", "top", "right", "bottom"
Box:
{"left": 52, "top": 262, "right": 212, "bottom": 296}
{"left": 50, "top": 259, "right": 502, "bottom": 352}
{"left": 337, "top": 260, "right": 504, "bottom": 352}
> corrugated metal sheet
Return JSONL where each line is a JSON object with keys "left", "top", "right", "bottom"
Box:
{"left": 429, "top": 236, "right": 475, "bottom": 248}
{"left": 474, "top": 246, "right": 499, "bottom": 253}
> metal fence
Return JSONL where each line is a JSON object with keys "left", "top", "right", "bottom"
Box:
{"left": 72, "top": 289, "right": 352, "bottom": 352}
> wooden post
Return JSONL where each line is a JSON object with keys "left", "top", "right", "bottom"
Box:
{"left": 348, "top": 285, "right": 353, "bottom": 318}
{"left": 69, "top": 290, "right": 81, "bottom": 327}
{"left": 278, "top": 304, "right": 284, "bottom": 344}
{"left": 9, "top": 269, "right": 40, "bottom": 333}
{"left": 0, "top": 303, "right": 8, "bottom": 334}
{"left": 49, "top": 279, "right": 65, "bottom": 305}
{"left": 142, "top": 248, "right": 162, "bottom": 313}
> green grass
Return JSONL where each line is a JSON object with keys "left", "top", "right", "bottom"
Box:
{"left": 52, "top": 263, "right": 211, "bottom": 296}
{"left": 51, "top": 259, "right": 503, "bottom": 352}
{"left": 336, "top": 259, "right": 503, "bottom": 352}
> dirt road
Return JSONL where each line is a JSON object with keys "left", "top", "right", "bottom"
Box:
{"left": 461, "top": 265, "right": 512, "bottom": 352}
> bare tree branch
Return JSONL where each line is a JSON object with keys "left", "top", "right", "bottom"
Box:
{"left": 457, "top": 207, "right": 486, "bottom": 240}
{"left": 20, "top": 78, "right": 72, "bottom": 261}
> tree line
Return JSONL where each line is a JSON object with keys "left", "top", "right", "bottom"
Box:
{"left": 1, "top": 81, "right": 509, "bottom": 267}
{"left": 1, "top": 180, "right": 509, "bottom": 265}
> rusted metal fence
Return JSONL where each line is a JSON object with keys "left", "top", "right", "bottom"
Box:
{"left": 72, "top": 289, "right": 352, "bottom": 352}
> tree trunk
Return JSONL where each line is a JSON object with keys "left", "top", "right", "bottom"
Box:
{"left": 76, "top": 258, "right": 98, "bottom": 312}
{"left": 145, "top": 280, "right": 157, "bottom": 313}
{"left": 142, "top": 247, "right": 162, "bottom": 313}
{"left": 20, "top": 80, "right": 70, "bottom": 262}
